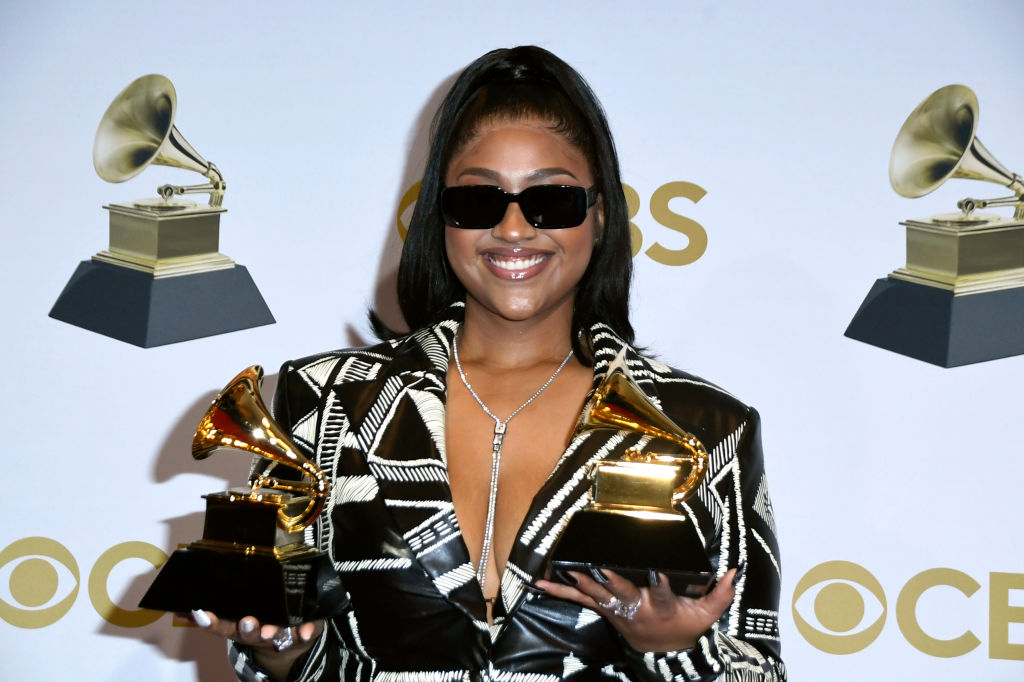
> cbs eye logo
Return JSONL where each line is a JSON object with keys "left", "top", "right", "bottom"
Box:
{"left": 0, "top": 537, "right": 167, "bottom": 629}
{"left": 792, "top": 560, "right": 887, "bottom": 654}
{"left": 794, "top": 560, "right": 1024, "bottom": 660}
{"left": 397, "top": 180, "right": 709, "bottom": 266}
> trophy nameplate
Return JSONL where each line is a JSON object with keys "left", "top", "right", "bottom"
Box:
{"left": 846, "top": 84, "right": 1024, "bottom": 367}
{"left": 139, "top": 366, "right": 340, "bottom": 625}
{"left": 549, "top": 354, "right": 713, "bottom": 597}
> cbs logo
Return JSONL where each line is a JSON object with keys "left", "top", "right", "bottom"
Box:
{"left": 0, "top": 537, "right": 167, "bottom": 629}
{"left": 793, "top": 561, "right": 1024, "bottom": 660}
{"left": 397, "top": 180, "right": 708, "bottom": 266}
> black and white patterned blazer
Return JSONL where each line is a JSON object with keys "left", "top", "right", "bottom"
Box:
{"left": 230, "top": 303, "right": 785, "bottom": 682}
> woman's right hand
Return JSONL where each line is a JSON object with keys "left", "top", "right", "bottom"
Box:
{"left": 191, "top": 610, "right": 324, "bottom": 681}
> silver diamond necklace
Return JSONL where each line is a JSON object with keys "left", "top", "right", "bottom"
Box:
{"left": 451, "top": 334, "right": 574, "bottom": 594}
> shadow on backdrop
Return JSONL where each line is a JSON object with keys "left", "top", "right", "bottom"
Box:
{"left": 353, "top": 68, "right": 462, "bottom": 347}
{"left": 96, "top": 375, "right": 281, "bottom": 681}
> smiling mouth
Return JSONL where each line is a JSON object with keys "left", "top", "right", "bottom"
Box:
{"left": 486, "top": 253, "right": 548, "bottom": 271}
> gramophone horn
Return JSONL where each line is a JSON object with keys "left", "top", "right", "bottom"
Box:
{"left": 93, "top": 74, "right": 225, "bottom": 206}
{"left": 889, "top": 84, "right": 1024, "bottom": 213}
{"left": 193, "top": 365, "right": 330, "bottom": 533}
{"left": 575, "top": 355, "right": 707, "bottom": 505}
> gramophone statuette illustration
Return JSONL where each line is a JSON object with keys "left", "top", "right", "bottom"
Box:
{"left": 846, "top": 84, "right": 1024, "bottom": 367}
{"left": 49, "top": 74, "right": 274, "bottom": 347}
{"left": 139, "top": 366, "right": 335, "bottom": 625}
{"left": 549, "top": 353, "right": 713, "bottom": 597}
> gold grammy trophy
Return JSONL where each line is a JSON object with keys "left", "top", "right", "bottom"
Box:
{"left": 549, "top": 354, "right": 713, "bottom": 597}
{"left": 846, "top": 84, "right": 1024, "bottom": 366}
{"left": 140, "top": 366, "right": 337, "bottom": 625}
{"left": 49, "top": 74, "right": 274, "bottom": 347}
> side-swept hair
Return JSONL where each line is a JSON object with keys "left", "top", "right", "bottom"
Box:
{"left": 384, "top": 45, "right": 634, "bottom": 363}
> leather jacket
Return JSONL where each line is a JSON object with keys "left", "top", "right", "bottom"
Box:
{"left": 230, "top": 303, "right": 785, "bottom": 681}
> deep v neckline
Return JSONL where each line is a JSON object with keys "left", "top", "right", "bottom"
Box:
{"left": 450, "top": 335, "right": 576, "bottom": 599}
{"left": 374, "top": 304, "right": 628, "bottom": 625}
{"left": 440, "top": 373, "right": 603, "bottom": 625}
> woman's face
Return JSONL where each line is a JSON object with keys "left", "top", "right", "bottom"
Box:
{"left": 443, "top": 118, "right": 599, "bottom": 327}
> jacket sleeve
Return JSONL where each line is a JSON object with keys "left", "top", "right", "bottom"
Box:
{"left": 227, "top": 626, "right": 340, "bottom": 682}
{"left": 624, "top": 407, "right": 786, "bottom": 681}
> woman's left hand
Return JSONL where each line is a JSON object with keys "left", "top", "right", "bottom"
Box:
{"left": 535, "top": 567, "right": 739, "bottom": 652}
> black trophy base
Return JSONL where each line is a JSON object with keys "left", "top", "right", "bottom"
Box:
{"left": 49, "top": 260, "right": 274, "bottom": 348}
{"left": 549, "top": 510, "right": 713, "bottom": 598}
{"left": 139, "top": 545, "right": 334, "bottom": 626}
{"left": 845, "top": 277, "right": 1024, "bottom": 367}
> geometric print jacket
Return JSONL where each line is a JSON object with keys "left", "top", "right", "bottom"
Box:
{"left": 229, "top": 302, "right": 785, "bottom": 682}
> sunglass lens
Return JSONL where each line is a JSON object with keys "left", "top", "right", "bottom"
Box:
{"left": 441, "top": 186, "right": 508, "bottom": 229}
{"left": 519, "top": 186, "right": 587, "bottom": 229}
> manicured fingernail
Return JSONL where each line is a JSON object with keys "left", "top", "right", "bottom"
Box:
{"left": 238, "top": 618, "right": 256, "bottom": 634}
{"left": 557, "top": 570, "right": 579, "bottom": 586}
{"left": 649, "top": 570, "right": 661, "bottom": 586}
{"left": 732, "top": 562, "right": 747, "bottom": 587}
{"left": 590, "top": 568, "right": 610, "bottom": 584}
{"left": 191, "top": 609, "right": 211, "bottom": 628}
{"left": 523, "top": 583, "right": 547, "bottom": 595}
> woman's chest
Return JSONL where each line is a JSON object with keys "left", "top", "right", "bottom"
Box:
{"left": 444, "top": 384, "right": 584, "bottom": 582}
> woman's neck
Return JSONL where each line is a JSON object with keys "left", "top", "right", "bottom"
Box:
{"left": 456, "top": 299, "right": 576, "bottom": 370}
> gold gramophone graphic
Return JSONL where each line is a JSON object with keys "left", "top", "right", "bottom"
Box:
{"left": 140, "top": 366, "right": 336, "bottom": 625}
{"left": 549, "top": 353, "right": 713, "bottom": 597}
{"left": 846, "top": 84, "right": 1024, "bottom": 367}
{"left": 49, "top": 74, "right": 274, "bottom": 347}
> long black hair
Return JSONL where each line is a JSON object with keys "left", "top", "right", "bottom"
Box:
{"left": 382, "top": 46, "right": 634, "bottom": 363}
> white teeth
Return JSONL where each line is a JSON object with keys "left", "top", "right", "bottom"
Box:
{"left": 487, "top": 254, "right": 546, "bottom": 271}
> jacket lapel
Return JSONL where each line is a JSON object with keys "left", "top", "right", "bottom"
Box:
{"left": 498, "top": 326, "right": 652, "bottom": 615}
{"left": 335, "top": 311, "right": 658, "bottom": 627}
{"left": 336, "top": 307, "right": 487, "bottom": 623}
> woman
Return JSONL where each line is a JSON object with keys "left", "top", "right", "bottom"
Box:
{"left": 197, "top": 46, "right": 785, "bottom": 681}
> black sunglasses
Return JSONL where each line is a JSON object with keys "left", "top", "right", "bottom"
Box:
{"left": 440, "top": 184, "right": 599, "bottom": 230}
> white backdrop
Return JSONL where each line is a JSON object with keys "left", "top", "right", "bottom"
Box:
{"left": 2, "top": 1, "right": 1022, "bottom": 680}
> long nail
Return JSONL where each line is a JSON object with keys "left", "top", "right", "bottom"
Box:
{"left": 648, "top": 570, "right": 661, "bottom": 587}
{"left": 556, "top": 570, "right": 579, "bottom": 586}
{"left": 590, "top": 568, "right": 610, "bottom": 584}
{"left": 523, "top": 583, "right": 547, "bottom": 595}
{"left": 732, "top": 562, "right": 747, "bottom": 587}
{"left": 191, "top": 609, "right": 211, "bottom": 628}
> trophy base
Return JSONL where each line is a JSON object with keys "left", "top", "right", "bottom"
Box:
{"left": 845, "top": 276, "right": 1024, "bottom": 367}
{"left": 138, "top": 544, "right": 340, "bottom": 626}
{"left": 549, "top": 509, "right": 713, "bottom": 598}
{"left": 49, "top": 260, "right": 274, "bottom": 347}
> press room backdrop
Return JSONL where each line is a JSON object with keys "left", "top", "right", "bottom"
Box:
{"left": 2, "top": 1, "right": 1022, "bottom": 680}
